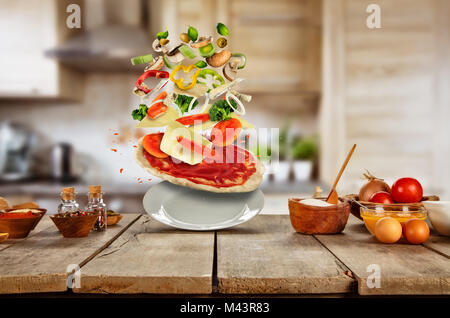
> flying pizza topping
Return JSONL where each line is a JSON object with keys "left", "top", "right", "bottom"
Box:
{"left": 131, "top": 23, "right": 264, "bottom": 192}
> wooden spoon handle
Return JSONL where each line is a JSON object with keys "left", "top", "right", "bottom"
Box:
{"left": 331, "top": 144, "right": 357, "bottom": 190}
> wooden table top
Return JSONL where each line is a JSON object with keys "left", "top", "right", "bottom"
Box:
{"left": 0, "top": 214, "right": 448, "bottom": 296}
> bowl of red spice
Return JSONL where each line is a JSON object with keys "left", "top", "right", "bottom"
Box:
{"left": 0, "top": 209, "right": 46, "bottom": 238}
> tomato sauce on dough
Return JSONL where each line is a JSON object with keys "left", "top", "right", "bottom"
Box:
{"left": 143, "top": 145, "right": 257, "bottom": 188}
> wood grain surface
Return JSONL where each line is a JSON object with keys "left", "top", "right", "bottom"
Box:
{"left": 423, "top": 234, "right": 450, "bottom": 259}
{"left": 0, "top": 214, "right": 139, "bottom": 294}
{"left": 216, "top": 215, "right": 355, "bottom": 294}
{"left": 315, "top": 215, "right": 450, "bottom": 295}
{"left": 73, "top": 215, "right": 214, "bottom": 294}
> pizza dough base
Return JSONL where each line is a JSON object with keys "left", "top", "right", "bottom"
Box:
{"left": 135, "top": 138, "right": 265, "bottom": 193}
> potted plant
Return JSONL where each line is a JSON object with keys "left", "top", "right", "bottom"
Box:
{"left": 291, "top": 136, "right": 317, "bottom": 181}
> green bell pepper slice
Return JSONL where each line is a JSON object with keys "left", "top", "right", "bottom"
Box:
{"left": 197, "top": 69, "right": 225, "bottom": 89}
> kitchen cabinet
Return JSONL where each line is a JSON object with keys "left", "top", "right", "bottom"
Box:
{"left": 0, "top": 0, "right": 83, "bottom": 100}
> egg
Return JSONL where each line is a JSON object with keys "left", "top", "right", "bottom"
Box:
{"left": 403, "top": 219, "right": 430, "bottom": 244}
{"left": 374, "top": 217, "right": 402, "bottom": 244}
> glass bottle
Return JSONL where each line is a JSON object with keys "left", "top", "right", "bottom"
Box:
{"left": 85, "top": 185, "right": 107, "bottom": 231}
{"left": 58, "top": 187, "right": 79, "bottom": 214}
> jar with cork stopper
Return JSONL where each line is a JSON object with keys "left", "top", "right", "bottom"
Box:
{"left": 58, "top": 187, "right": 79, "bottom": 214}
{"left": 85, "top": 185, "right": 107, "bottom": 231}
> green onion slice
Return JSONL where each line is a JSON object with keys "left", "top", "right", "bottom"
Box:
{"left": 130, "top": 54, "right": 153, "bottom": 66}
{"left": 179, "top": 45, "right": 197, "bottom": 59}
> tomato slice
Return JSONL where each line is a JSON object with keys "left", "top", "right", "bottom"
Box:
{"left": 176, "top": 113, "right": 210, "bottom": 126}
{"left": 210, "top": 118, "right": 242, "bottom": 147}
{"left": 177, "top": 136, "right": 216, "bottom": 160}
{"left": 142, "top": 133, "right": 169, "bottom": 158}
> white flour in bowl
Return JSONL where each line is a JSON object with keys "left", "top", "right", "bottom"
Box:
{"left": 301, "top": 198, "right": 335, "bottom": 207}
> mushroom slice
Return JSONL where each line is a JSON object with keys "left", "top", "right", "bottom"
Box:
{"left": 206, "top": 50, "right": 232, "bottom": 68}
{"left": 145, "top": 56, "right": 164, "bottom": 71}
{"left": 190, "top": 36, "right": 212, "bottom": 48}
{"left": 223, "top": 60, "right": 239, "bottom": 81}
{"left": 152, "top": 38, "right": 168, "bottom": 54}
{"left": 166, "top": 44, "right": 185, "bottom": 64}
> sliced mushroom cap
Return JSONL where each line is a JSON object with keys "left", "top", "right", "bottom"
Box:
{"left": 223, "top": 60, "right": 238, "bottom": 81}
{"left": 206, "top": 50, "right": 232, "bottom": 68}
{"left": 145, "top": 56, "right": 164, "bottom": 71}
{"left": 165, "top": 44, "right": 185, "bottom": 63}
{"left": 190, "top": 36, "right": 212, "bottom": 48}
{"left": 152, "top": 38, "right": 168, "bottom": 53}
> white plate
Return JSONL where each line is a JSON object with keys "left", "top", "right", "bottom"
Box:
{"left": 143, "top": 181, "right": 264, "bottom": 231}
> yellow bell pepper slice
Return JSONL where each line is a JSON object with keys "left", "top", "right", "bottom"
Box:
{"left": 169, "top": 64, "right": 201, "bottom": 90}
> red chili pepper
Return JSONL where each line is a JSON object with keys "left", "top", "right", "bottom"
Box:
{"left": 176, "top": 113, "right": 210, "bottom": 126}
{"left": 136, "top": 70, "right": 169, "bottom": 94}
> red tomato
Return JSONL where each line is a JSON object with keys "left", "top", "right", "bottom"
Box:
{"left": 142, "top": 133, "right": 169, "bottom": 158}
{"left": 369, "top": 191, "right": 394, "bottom": 204}
{"left": 391, "top": 178, "right": 423, "bottom": 203}
{"left": 210, "top": 118, "right": 242, "bottom": 147}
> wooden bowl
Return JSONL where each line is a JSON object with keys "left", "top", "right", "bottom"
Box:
{"left": 0, "top": 233, "right": 9, "bottom": 243}
{"left": 344, "top": 194, "right": 440, "bottom": 220}
{"left": 51, "top": 214, "right": 98, "bottom": 238}
{"left": 288, "top": 198, "right": 351, "bottom": 234}
{"left": 0, "top": 211, "right": 44, "bottom": 238}
{"left": 107, "top": 214, "right": 123, "bottom": 226}
{"left": 3, "top": 208, "right": 47, "bottom": 230}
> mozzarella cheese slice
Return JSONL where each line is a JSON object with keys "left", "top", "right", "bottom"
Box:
{"left": 136, "top": 106, "right": 180, "bottom": 128}
{"left": 160, "top": 121, "right": 212, "bottom": 165}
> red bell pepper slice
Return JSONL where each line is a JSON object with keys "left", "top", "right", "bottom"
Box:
{"left": 176, "top": 113, "right": 210, "bottom": 126}
{"left": 147, "top": 91, "right": 169, "bottom": 119}
{"left": 136, "top": 70, "right": 169, "bottom": 94}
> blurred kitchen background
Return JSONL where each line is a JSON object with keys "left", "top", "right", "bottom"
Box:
{"left": 0, "top": 0, "right": 449, "bottom": 214}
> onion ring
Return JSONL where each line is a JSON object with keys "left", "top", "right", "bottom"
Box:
{"left": 225, "top": 91, "right": 246, "bottom": 115}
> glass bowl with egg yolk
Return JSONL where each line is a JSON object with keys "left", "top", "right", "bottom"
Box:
{"left": 360, "top": 203, "right": 427, "bottom": 235}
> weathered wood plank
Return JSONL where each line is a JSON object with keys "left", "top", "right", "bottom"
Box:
{"left": 73, "top": 215, "right": 214, "bottom": 294}
{"left": 0, "top": 216, "right": 53, "bottom": 252}
{"left": 217, "top": 215, "right": 355, "bottom": 294}
{"left": 423, "top": 235, "right": 450, "bottom": 259}
{"left": 315, "top": 215, "right": 450, "bottom": 295}
{"left": 0, "top": 214, "right": 140, "bottom": 294}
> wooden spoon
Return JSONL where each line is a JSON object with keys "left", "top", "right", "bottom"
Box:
{"left": 326, "top": 144, "right": 357, "bottom": 204}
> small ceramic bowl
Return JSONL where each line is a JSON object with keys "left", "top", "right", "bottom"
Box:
{"left": 0, "top": 209, "right": 46, "bottom": 238}
{"left": 422, "top": 201, "right": 450, "bottom": 236}
{"left": 51, "top": 214, "right": 98, "bottom": 238}
{"left": 288, "top": 198, "right": 350, "bottom": 234}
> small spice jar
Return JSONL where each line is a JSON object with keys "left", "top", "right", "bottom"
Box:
{"left": 84, "top": 185, "right": 107, "bottom": 231}
{"left": 58, "top": 187, "right": 80, "bottom": 214}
